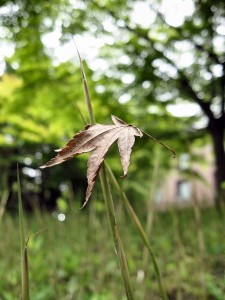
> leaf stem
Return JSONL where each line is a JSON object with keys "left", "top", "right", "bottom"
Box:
{"left": 105, "top": 163, "right": 168, "bottom": 300}
{"left": 142, "top": 130, "right": 175, "bottom": 158}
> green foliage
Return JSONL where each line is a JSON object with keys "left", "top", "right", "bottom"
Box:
{"left": 0, "top": 208, "right": 224, "bottom": 299}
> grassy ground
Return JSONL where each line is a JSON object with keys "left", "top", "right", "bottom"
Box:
{"left": 0, "top": 205, "right": 224, "bottom": 300}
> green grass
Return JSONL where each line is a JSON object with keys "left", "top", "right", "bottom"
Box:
{"left": 0, "top": 206, "right": 224, "bottom": 300}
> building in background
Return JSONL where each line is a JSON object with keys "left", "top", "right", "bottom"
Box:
{"left": 155, "top": 144, "right": 215, "bottom": 209}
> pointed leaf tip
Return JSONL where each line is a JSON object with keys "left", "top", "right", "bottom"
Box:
{"left": 111, "top": 115, "right": 126, "bottom": 125}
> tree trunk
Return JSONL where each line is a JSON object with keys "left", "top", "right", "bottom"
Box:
{"left": 208, "top": 115, "right": 225, "bottom": 206}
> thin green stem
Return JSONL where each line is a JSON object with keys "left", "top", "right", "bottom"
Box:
{"left": 74, "top": 102, "right": 88, "bottom": 125}
{"left": 17, "top": 165, "right": 25, "bottom": 257}
{"left": 17, "top": 165, "right": 30, "bottom": 300}
{"left": 106, "top": 163, "right": 168, "bottom": 300}
{"left": 0, "top": 171, "right": 9, "bottom": 221}
{"left": 142, "top": 130, "right": 175, "bottom": 158}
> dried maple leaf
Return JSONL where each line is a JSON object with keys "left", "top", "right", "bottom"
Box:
{"left": 40, "top": 115, "right": 142, "bottom": 206}
{"left": 40, "top": 115, "right": 174, "bottom": 207}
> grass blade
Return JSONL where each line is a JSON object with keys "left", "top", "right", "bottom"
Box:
{"left": 105, "top": 162, "right": 168, "bottom": 300}
{"left": 71, "top": 36, "right": 95, "bottom": 125}
{"left": 0, "top": 190, "right": 9, "bottom": 222}
{"left": 74, "top": 44, "right": 135, "bottom": 299}
{"left": 99, "top": 165, "right": 135, "bottom": 300}
{"left": 17, "top": 164, "right": 30, "bottom": 300}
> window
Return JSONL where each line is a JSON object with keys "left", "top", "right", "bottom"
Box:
{"left": 179, "top": 153, "right": 190, "bottom": 170}
{"left": 176, "top": 180, "right": 191, "bottom": 200}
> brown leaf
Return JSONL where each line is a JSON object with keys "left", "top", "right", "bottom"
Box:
{"left": 40, "top": 115, "right": 142, "bottom": 206}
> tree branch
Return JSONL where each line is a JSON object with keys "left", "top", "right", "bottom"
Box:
{"left": 148, "top": 3, "right": 224, "bottom": 119}
{"left": 148, "top": 1, "right": 221, "bottom": 65}
{"left": 178, "top": 75, "right": 215, "bottom": 121}
{"left": 91, "top": 0, "right": 215, "bottom": 122}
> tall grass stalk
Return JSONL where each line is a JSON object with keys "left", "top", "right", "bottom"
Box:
{"left": 0, "top": 190, "right": 9, "bottom": 221}
{"left": 170, "top": 207, "right": 185, "bottom": 300}
{"left": 0, "top": 172, "right": 9, "bottom": 221}
{"left": 192, "top": 194, "right": 205, "bottom": 258}
{"left": 76, "top": 43, "right": 135, "bottom": 299}
{"left": 192, "top": 190, "right": 207, "bottom": 300}
{"left": 105, "top": 163, "right": 168, "bottom": 300}
{"left": 142, "top": 146, "right": 161, "bottom": 299}
{"left": 99, "top": 165, "right": 135, "bottom": 300}
{"left": 143, "top": 146, "right": 161, "bottom": 266}
{"left": 188, "top": 146, "right": 207, "bottom": 299}
{"left": 17, "top": 165, "right": 30, "bottom": 300}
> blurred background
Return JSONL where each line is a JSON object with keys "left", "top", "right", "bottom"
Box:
{"left": 0, "top": 0, "right": 224, "bottom": 299}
